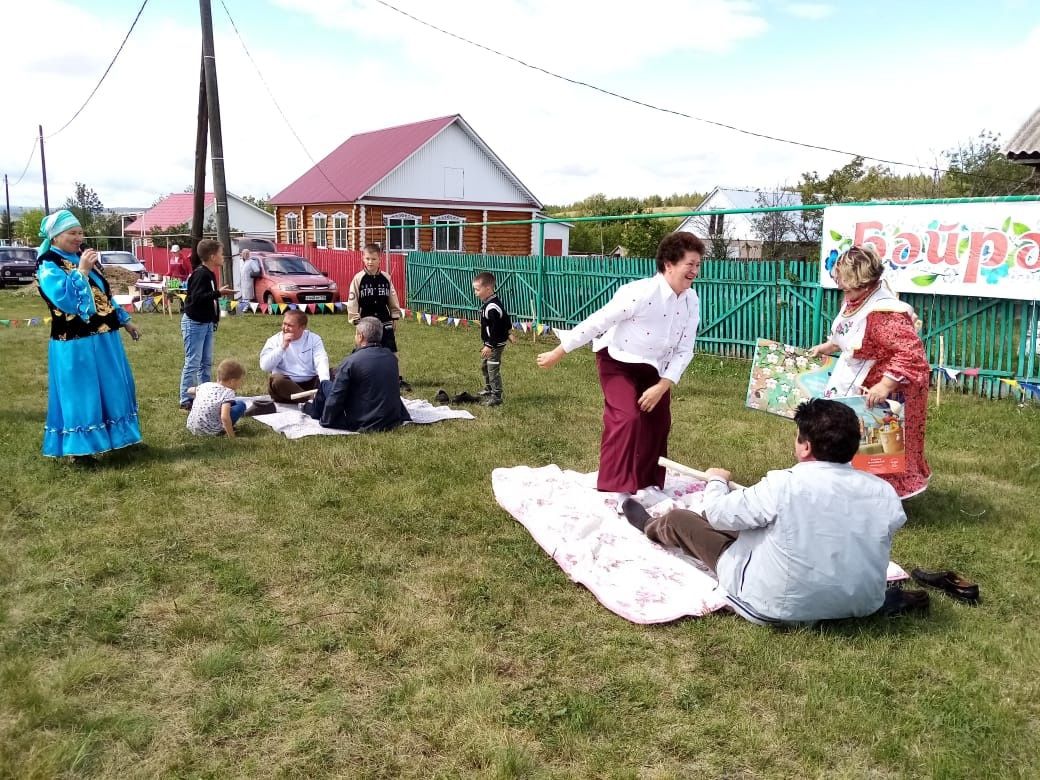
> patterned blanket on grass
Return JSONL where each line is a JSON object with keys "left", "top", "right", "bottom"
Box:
{"left": 246, "top": 397, "right": 475, "bottom": 439}
{"left": 491, "top": 464, "right": 909, "bottom": 625}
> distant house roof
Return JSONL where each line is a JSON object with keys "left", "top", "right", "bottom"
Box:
{"left": 124, "top": 193, "right": 214, "bottom": 234}
{"left": 1005, "top": 108, "right": 1040, "bottom": 162}
{"left": 270, "top": 114, "right": 541, "bottom": 207}
{"left": 698, "top": 187, "right": 803, "bottom": 211}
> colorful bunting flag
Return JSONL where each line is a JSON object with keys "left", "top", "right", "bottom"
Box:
{"left": 0, "top": 320, "right": 9, "bottom": 327}
{"left": 250, "top": 302, "right": 259, "bottom": 313}
{"left": 1020, "top": 381, "right": 1040, "bottom": 400}
{"left": 307, "top": 304, "right": 317, "bottom": 314}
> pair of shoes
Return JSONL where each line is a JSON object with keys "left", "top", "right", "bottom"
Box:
{"left": 70, "top": 454, "right": 98, "bottom": 466}
{"left": 399, "top": 377, "right": 413, "bottom": 393}
{"left": 911, "top": 568, "right": 980, "bottom": 604}
{"left": 452, "top": 391, "right": 482, "bottom": 404}
{"left": 179, "top": 400, "right": 193, "bottom": 412}
{"left": 878, "top": 586, "right": 930, "bottom": 617}
{"left": 245, "top": 399, "right": 277, "bottom": 417}
{"left": 433, "top": 389, "right": 450, "bottom": 403}
{"left": 622, "top": 497, "right": 650, "bottom": 532}
{"left": 482, "top": 397, "right": 502, "bottom": 407}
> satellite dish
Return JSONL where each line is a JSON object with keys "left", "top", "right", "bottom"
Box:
{"left": 170, "top": 244, "right": 181, "bottom": 253}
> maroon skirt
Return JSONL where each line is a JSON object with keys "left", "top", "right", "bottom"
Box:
{"left": 595, "top": 349, "right": 671, "bottom": 493}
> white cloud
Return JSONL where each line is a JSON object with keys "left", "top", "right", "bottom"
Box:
{"left": 1, "top": 1, "right": 1036, "bottom": 215}
{"left": 783, "top": 3, "right": 835, "bottom": 21}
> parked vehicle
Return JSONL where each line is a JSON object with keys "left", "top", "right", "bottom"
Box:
{"left": 254, "top": 254, "right": 338, "bottom": 305}
{"left": 98, "top": 251, "right": 148, "bottom": 279}
{"left": 0, "top": 246, "right": 37, "bottom": 287}
{"left": 232, "top": 236, "right": 277, "bottom": 256}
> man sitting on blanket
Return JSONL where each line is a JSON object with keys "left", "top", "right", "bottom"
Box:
{"left": 305, "top": 316, "right": 410, "bottom": 432}
{"left": 259, "top": 310, "right": 331, "bottom": 403}
{"left": 624, "top": 398, "right": 906, "bottom": 626}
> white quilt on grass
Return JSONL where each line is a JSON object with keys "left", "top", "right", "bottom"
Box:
{"left": 246, "top": 397, "right": 475, "bottom": 439}
{"left": 492, "top": 464, "right": 909, "bottom": 625}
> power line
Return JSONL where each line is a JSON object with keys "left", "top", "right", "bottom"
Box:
{"left": 219, "top": 0, "right": 355, "bottom": 204}
{"left": 46, "top": 0, "right": 150, "bottom": 140}
{"left": 7, "top": 138, "right": 39, "bottom": 188}
{"left": 372, "top": 0, "right": 1034, "bottom": 190}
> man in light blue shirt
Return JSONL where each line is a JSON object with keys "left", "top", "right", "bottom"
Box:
{"left": 625, "top": 398, "right": 907, "bottom": 626}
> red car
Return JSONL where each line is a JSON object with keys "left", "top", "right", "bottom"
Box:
{"left": 253, "top": 254, "right": 339, "bottom": 305}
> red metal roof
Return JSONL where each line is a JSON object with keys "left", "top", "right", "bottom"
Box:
{"left": 269, "top": 115, "right": 458, "bottom": 206}
{"left": 124, "top": 193, "right": 215, "bottom": 234}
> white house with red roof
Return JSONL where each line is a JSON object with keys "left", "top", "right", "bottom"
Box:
{"left": 270, "top": 114, "right": 561, "bottom": 255}
{"left": 123, "top": 192, "right": 275, "bottom": 249}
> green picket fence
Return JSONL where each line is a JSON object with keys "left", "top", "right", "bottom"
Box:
{"left": 405, "top": 252, "right": 1039, "bottom": 398}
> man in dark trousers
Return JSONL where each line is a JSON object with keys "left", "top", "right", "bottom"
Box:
{"left": 346, "top": 244, "right": 411, "bottom": 392}
{"left": 305, "top": 317, "right": 410, "bottom": 432}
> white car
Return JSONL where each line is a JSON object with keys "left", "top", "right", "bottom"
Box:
{"left": 98, "top": 251, "right": 148, "bottom": 278}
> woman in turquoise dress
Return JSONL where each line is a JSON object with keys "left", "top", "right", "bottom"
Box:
{"left": 36, "top": 210, "right": 143, "bottom": 461}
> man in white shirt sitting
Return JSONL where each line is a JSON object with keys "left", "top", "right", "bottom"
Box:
{"left": 259, "top": 310, "right": 331, "bottom": 403}
{"left": 624, "top": 398, "right": 908, "bottom": 626}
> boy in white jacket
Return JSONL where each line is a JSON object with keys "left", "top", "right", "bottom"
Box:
{"left": 625, "top": 398, "right": 907, "bottom": 625}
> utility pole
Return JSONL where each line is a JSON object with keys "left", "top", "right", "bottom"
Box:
{"left": 190, "top": 54, "right": 209, "bottom": 268}
{"left": 199, "top": 0, "right": 233, "bottom": 284}
{"left": 3, "top": 174, "right": 11, "bottom": 244}
{"left": 39, "top": 125, "right": 50, "bottom": 215}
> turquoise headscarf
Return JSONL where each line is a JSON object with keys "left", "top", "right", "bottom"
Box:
{"left": 37, "top": 210, "right": 82, "bottom": 258}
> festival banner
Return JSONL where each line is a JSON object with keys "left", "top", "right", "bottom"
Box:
{"left": 821, "top": 202, "right": 1040, "bottom": 300}
{"left": 745, "top": 339, "right": 906, "bottom": 475}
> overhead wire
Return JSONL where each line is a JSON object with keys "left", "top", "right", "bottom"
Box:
{"left": 371, "top": 0, "right": 1035, "bottom": 191}
{"left": 6, "top": 138, "right": 39, "bottom": 188}
{"left": 46, "top": 0, "right": 150, "bottom": 140}
{"left": 219, "top": 0, "right": 355, "bottom": 204}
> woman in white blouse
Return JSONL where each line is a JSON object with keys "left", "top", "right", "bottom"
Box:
{"left": 537, "top": 232, "right": 705, "bottom": 507}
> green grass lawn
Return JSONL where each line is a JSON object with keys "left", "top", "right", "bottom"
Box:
{"left": 1, "top": 288, "right": 1039, "bottom": 779}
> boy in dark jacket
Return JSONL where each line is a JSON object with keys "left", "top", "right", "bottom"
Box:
{"left": 179, "top": 239, "right": 234, "bottom": 409}
{"left": 472, "top": 272, "right": 511, "bottom": 406}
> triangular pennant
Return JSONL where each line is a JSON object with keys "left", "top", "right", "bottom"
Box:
{"left": 1000, "top": 378, "right": 1020, "bottom": 389}
{"left": 415, "top": 311, "right": 422, "bottom": 322}
{"left": 1019, "top": 381, "right": 1040, "bottom": 400}
{"left": 178, "top": 294, "right": 187, "bottom": 302}
{"left": 307, "top": 304, "right": 317, "bottom": 314}
{"left": 133, "top": 301, "right": 143, "bottom": 311}
{"left": 153, "top": 295, "right": 163, "bottom": 305}
{"left": 10, "top": 320, "right": 20, "bottom": 328}
{"left": 228, "top": 300, "right": 238, "bottom": 312}
{"left": 44, "top": 317, "right": 52, "bottom": 324}
{"left": 123, "top": 304, "right": 134, "bottom": 314}
{"left": 961, "top": 367, "right": 980, "bottom": 377}
{"left": 30, "top": 317, "right": 41, "bottom": 326}
{"left": 259, "top": 303, "right": 268, "bottom": 313}
{"left": 250, "top": 302, "right": 259, "bottom": 313}
{"left": 942, "top": 367, "right": 961, "bottom": 382}
{"left": 0, "top": 319, "right": 11, "bottom": 327}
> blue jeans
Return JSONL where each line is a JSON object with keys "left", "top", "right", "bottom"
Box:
{"left": 180, "top": 315, "right": 214, "bottom": 404}
{"left": 229, "top": 399, "right": 246, "bottom": 425}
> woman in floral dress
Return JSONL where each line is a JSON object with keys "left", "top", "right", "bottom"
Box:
{"left": 810, "top": 245, "right": 931, "bottom": 498}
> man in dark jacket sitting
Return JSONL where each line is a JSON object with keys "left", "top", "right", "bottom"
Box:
{"left": 306, "top": 317, "right": 410, "bottom": 432}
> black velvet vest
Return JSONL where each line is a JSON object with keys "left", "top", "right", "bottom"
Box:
{"left": 37, "top": 251, "right": 123, "bottom": 341}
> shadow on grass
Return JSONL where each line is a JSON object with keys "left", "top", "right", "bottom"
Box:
{"left": 902, "top": 487, "right": 996, "bottom": 529}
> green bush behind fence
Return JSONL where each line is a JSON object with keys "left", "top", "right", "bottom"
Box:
{"left": 405, "top": 252, "right": 1039, "bottom": 398}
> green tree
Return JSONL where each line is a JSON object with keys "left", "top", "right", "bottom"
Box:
{"left": 619, "top": 215, "right": 678, "bottom": 258}
{"left": 150, "top": 221, "right": 190, "bottom": 249}
{"left": 944, "top": 130, "right": 1038, "bottom": 197}
{"left": 15, "top": 208, "right": 45, "bottom": 245}
{"left": 61, "top": 182, "right": 105, "bottom": 234}
{"left": 240, "top": 194, "right": 274, "bottom": 214}
{"left": 1, "top": 211, "right": 13, "bottom": 243}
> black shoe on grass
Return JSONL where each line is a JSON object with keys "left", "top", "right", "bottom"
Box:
{"left": 434, "top": 389, "right": 450, "bottom": 403}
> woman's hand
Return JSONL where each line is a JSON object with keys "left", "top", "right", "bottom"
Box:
{"left": 536, "top": 346, "right": 566, "bottom": 369}
{"left": 77, "top": 249, "right": 99, "bottom": 275}
{"left": 807, "top": 341, "right": 837, "bottom": 359}
{"left": 219, "top": 285, "right": 235, "bottom": 296}
{"left": 125, "top": 322, "right": 142, "bottom": 342}
{"left": 638, "top": 379, "right": 673, "bottom": 412}
{"left": 864, "top": 377, "right": 898, "bottom": 408}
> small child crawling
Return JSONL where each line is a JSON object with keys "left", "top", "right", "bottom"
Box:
{"left": 186, "top": 359, "right": 247, "bottom": 438}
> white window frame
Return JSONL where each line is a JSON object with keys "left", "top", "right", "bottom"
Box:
{"left": 313, "top": 212, "right": 327, "bottom": 249}
{"left": 285, "top": 212, "right": 300, "bottom": 245}
{"left": 432, "top": 214, "right": 464, "bottom": 252}
{"left": 384, "top": 212, "right": 419, "bottom": 252}
{"left": 332, "top": 211, "right": 349, "bottom": 250}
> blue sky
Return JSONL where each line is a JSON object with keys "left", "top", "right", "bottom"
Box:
{"left": 3, "top": 0, "right": 1037, "bottom": 208}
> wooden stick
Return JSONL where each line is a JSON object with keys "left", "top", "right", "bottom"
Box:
{"left": 658, "top": 457, "right": 745, "bottom": 490}
{"left": 937, "top": 335, "right": 945, "bottom": 408}
{"left": 289, "top": 389, "right": 318, "bottom": 400}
